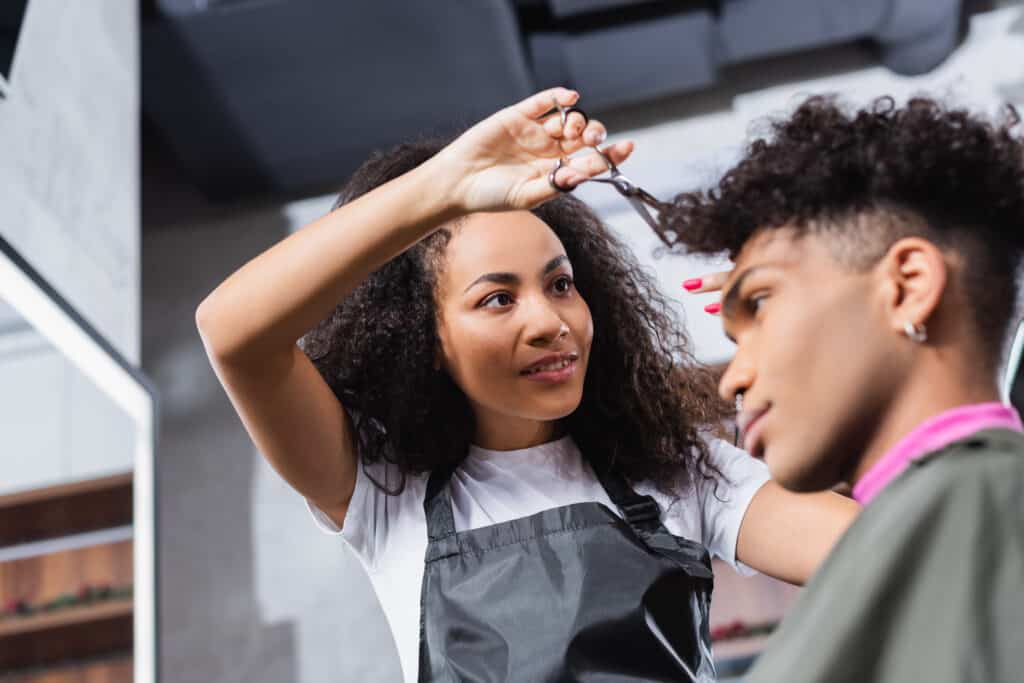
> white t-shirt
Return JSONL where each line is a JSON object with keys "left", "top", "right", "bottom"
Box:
{"left": 308, "top": 436, "right": 770, "bottom": 683}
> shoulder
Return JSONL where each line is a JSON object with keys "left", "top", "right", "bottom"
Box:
{"left": 834, "top": 429, "right": 1024, "bottom": 560}
{"left": 751, "top": 435, "right": 1024, "bottom": 682}
{"left": 310, "top": 457, "right": 430, "bottom": 567}
{"left": 636, "top": 438, "right": 769, "bottom": 517}
{"left": 895, "top": 429, "right": 1024, "bottom": 515}
{"left": 704, "top": 437, "right": 771, "bottom": 491}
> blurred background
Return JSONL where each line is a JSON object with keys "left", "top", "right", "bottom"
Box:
{"left": 1, "top": 0, "right": 1022, "bottom": 681}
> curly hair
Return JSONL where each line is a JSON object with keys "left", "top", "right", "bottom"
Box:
{"left": 660, "top": 95, "right": 1024, "bottom": 362}
{"left": 299, "top": 140, "right": 731, "bottom": 495}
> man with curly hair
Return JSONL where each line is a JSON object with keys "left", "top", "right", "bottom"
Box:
{"left": 665, "top": 96, "right": 1024, "bottom": 681}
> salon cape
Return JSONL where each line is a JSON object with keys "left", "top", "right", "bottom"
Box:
{"left": 309, "top": 436, "right": 770, "bottom": 683}
{"left": 747, "top": 426, "right": 1024, "bottom": 682}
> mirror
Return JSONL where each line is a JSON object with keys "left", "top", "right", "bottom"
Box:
{"left": 1002, "top": 319, "right": 1024, "bottom": 413}
{"left": 0, "top": 236, "right": 156, "bottom": 682}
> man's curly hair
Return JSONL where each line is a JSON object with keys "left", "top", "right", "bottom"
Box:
{"left": 300, "top": 140, "right": 730, "bottom": 495}
{"left": 660, "top": 95, "right": 1024, "bottom": 362}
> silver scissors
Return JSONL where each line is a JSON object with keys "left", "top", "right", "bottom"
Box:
{"left": 545, "top": 99, "right": 667, "bottom": 238}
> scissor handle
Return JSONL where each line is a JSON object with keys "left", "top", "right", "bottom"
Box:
{"left": 546, "top": 98, "right": 590, "bottom": 129}
{"left": 548, "top": 158, "right": 574, "bottom": 193}
{"left": 591, "top": 145, "right": 620, "bottom": 174}
{"left": 545, "top": 98, "right": 593, "bottom": 194}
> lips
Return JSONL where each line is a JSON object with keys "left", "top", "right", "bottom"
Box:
{"left": 737, "top": 405, "right": 770, "bottom": 457}
{"left": 737, "top": 406, "right": 768, "bottom": 433}
{"left": 520, "top": 351, "right": 579, "bottom": 376}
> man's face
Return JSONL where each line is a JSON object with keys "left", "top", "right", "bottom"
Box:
{"left": 718, "top": 228, "right": 907, "bottom": 491}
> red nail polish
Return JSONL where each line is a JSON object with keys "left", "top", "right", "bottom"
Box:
{"left": 704, "top": 302, "right": 721, "bottom": 314}
{"left": 683, "top": 278, "right": 702, "bottom": 291}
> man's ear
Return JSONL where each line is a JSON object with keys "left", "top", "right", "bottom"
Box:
{"left": 877, "top": 237, "right": 948, "bottom": 336}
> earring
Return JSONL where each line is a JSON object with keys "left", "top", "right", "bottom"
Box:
{"left": 733, "top": 393, "right": 744, "bottom": 447}
{"left": 903, "top": 321, "right": 928, "bottom": 343}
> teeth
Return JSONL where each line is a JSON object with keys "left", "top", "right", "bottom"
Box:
{"left": 527, "top": 359, "right": 571, "bottom": 374}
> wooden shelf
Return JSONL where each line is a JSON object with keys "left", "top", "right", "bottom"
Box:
{"left": 0, "top": 599, "right": 132, "bottom": 639}
{"left": 0, "top": 473, "right": 132, "bottom": 547}
{"left": 0, "top": 654, "right": 132, "bottom": 683}
{"left": 0, "top": 538, "right": 133, "bottom": 673}
{"left": 0, "top": 598, "right": 132, "bottom": 671}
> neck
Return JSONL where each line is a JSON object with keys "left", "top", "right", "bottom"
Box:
{"left": 849, "top": 356, "right": 1000, "bottom": 486}
{"left": 472, "top": 409, "right": 561, "bottom": 451}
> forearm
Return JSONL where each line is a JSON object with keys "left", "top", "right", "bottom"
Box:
{"left": 736, "top": 482, "right": 860, "bottom": 585}
{"left": 196, "top": 159, "right": 460, "bottom": 362}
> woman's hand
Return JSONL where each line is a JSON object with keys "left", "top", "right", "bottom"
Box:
{"left": 432, "top": 88, "right": 635, "bottom": 214}
{"left": 682, "top": 270, "right": 732, "bottom": 315}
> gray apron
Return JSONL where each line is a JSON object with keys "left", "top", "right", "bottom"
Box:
{"left": 417, "top": 464, "right": 716, "bottom": 682}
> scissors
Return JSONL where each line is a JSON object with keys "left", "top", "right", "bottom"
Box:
{"left": 545, "top": 99, "right": 668, "bottom": 240}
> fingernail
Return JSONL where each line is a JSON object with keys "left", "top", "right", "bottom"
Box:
{"left": 595, "top": 130, "right": 606, "bottom": 144}
{"left": 704, "top": 303, "right": 721, "bottom": 314}
{"left": 683, "top": 278, "right": 702, "bottom": 291}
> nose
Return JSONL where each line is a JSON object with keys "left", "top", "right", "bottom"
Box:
{"left": 524, "top": 296, "right": 570, "bottom": 347}
{"left": 718, "top": 345, "right": 755, "bottom": 403}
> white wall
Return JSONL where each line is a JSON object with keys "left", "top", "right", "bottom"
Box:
{"left": 0, "top": 0, "right": 139, "bottom": 494}
{"left": 0, "top": 0, "right": 139, "bottom": 362}
{"left": 0, "top": 327, "right": 134, "bottom": 496}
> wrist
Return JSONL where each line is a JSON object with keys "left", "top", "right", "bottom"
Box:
{"left": 418, "top": 144, "right": 479, "bottom": 216}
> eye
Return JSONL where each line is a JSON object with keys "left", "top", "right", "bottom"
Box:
{"left": 551, "top": 275, "right": 574, "bottom": 295}
{"left": 745, "top": 292, "right": 769, "bottom": 315}
{"left": 480, "top": 291, "right": 514, "bottom": 309}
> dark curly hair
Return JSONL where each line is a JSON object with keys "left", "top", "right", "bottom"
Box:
{"left": 299, "top": 140, "right": 730, "bottom": 495}
{"left": 660, "top": 95, "right": 1024, "bottom": 363}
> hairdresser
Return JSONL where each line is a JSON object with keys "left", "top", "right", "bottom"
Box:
{"left": 197, "top": 88, "right": 857, "bottom": 681}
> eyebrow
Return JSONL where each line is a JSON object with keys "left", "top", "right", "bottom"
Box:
{"left": 721, "top": 267, "right": 758, "bottom": 321}
{"left": 463, "top": 255, "right": 568, "bottom": 294}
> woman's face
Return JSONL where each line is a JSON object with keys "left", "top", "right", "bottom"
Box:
{"left": 435, "top": 211, "right": 593, "bottom": 449}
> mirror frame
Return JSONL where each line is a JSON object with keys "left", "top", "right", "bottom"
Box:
{"left": 1002, "top": 319, "right": 1024, "bottom": 411}
{"left": 0, "top": 235, "right": 158, "bottom": 683}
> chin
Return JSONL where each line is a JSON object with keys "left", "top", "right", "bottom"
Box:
{"left": 522, "top": 395, "right": 583, "bottom": 422}
{"left": 766, "top": 448, "right": 837, "bottom": 493}
{"left": 536, "top": 399, "right": 583, "bottom": 421}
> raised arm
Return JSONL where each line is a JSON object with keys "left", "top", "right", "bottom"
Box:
{"left": 195, "top": 88, "right": 630, "bottom": 528}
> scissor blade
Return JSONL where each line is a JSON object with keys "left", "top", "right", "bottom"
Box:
{"left": 626, "top": 196, "right": 662, "bottom": 234}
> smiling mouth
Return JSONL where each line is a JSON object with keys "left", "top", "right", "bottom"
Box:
{"left": 520, "top": 352, "right": 579, "bottom": 379}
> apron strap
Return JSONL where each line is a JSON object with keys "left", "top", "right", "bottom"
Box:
{"left": 594, "top": 467, "right": 664, "bottom": 533}
{"left": 424, "top": 466, "right": 458, "bottom": 542}
{"left": 597, "top": 467, "right": 715, "bottom": 580}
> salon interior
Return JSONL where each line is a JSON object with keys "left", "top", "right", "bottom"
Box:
{"left": 1, "top": 0, "right": 1022, "bottom": 681}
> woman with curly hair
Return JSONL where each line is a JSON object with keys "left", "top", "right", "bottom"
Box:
{"left": 667, "top": 95, "right": 1024, "bottom": 682}
{"left": 196, "top": 88, "right": 855, "bottom": 682}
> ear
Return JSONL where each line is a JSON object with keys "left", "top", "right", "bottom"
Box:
{"left": 877, "top": 237, "right": 948, "bottom": 337}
